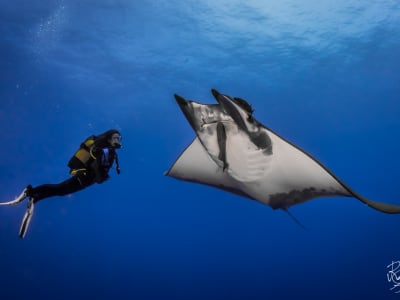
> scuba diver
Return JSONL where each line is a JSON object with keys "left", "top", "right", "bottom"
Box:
{"left": 0, "top": 129, "right": 122, "bottom": 238}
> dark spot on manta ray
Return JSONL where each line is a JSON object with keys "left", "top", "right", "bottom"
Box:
{"left": 249, "top": 131, "right": 273, "bottom": 154}
{"left": 269, "top": 187, "right": 348, "bottom": 210}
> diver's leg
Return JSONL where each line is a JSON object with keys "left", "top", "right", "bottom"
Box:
{"left": 31, "top": 174, "right": 94, "bottom": 203}
{"left": 18, "top": 174, "right": 94, "bottom": 238}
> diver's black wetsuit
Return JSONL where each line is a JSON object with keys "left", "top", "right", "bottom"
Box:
{"left": 29, "top": 145, "right": 117, "bottom": 204}
{"left": 29, "top": 171, "right": 95, "bottom": 203}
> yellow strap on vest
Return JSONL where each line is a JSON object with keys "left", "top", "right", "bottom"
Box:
{"left": 89, "top": 146, "right": 97, "bottom": 160}
{"left": 70, "top": 168, "right": 87, "bottom": 175}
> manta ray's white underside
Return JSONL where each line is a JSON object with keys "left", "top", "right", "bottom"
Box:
{"left": 167, "top": 89, "right": 400, "bottom": 214}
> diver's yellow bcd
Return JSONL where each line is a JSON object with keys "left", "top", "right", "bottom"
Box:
{"left": 68, "top": 136, "right": 97, "bottom": 174}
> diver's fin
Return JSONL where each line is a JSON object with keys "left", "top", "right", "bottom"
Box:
{"left": 0, "top": 185, "right": 32, "bottom": 206}
{"left": 19, "top": 198, "right": 35, "bottom": 239}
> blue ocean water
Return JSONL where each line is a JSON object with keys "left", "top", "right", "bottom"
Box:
{"left": 1, "top": 0, "right": 400, "bottom": 299}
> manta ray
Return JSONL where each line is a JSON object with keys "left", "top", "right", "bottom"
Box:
{"left": 166, "top": 89, "right": 400, "bottom": 214}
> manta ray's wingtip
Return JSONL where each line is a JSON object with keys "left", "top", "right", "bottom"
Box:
{"left": 174, "top": 94, "right": 187, "bottom": 106}
{"left": 211, "top": 88, "right": 220, "bottom": 99}
{"left": 354, "top": 194, "right": 400, "bottom": 214}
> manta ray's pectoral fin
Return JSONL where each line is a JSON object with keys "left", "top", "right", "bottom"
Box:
{"left": 174, "top": 94, "right": 193, "bottom": 127}
{"left": 354, "top": 193, "right": 400, "bottom": 214}
{"left": 216, "top": 122, "right": 228, "bottom": 171}
{"left": 326, "top": 176, "right": 400, "bottom": 214}
{"left": 174, "top": 94, "right": 187, "bottom": 107}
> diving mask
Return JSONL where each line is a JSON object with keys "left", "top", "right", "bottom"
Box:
{"left": 109, "top": 133, "right": 122, "bottom": 148}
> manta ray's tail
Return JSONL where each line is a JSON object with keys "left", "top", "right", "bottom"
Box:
{"left": 285, "top": 209, "right": 308, "bottom": 230}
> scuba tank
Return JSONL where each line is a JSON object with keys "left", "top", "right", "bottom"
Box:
{"left": 68, "top": 135, "right": 97, "bottom": 175}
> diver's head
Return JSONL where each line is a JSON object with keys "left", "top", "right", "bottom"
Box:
{"left": 106, "top": 130, "right": 122, "bottom": 149}
{"left": 109, "top": 132, "right": 122, "bottom": 149}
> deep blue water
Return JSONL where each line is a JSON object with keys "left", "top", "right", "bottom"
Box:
{"left": 1, "top": 1, "right": 400, "bottom": 299}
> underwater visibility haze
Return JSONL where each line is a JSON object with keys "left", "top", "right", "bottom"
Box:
{"left": 1, "top": 1, "right": 400, "bottom": 299}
